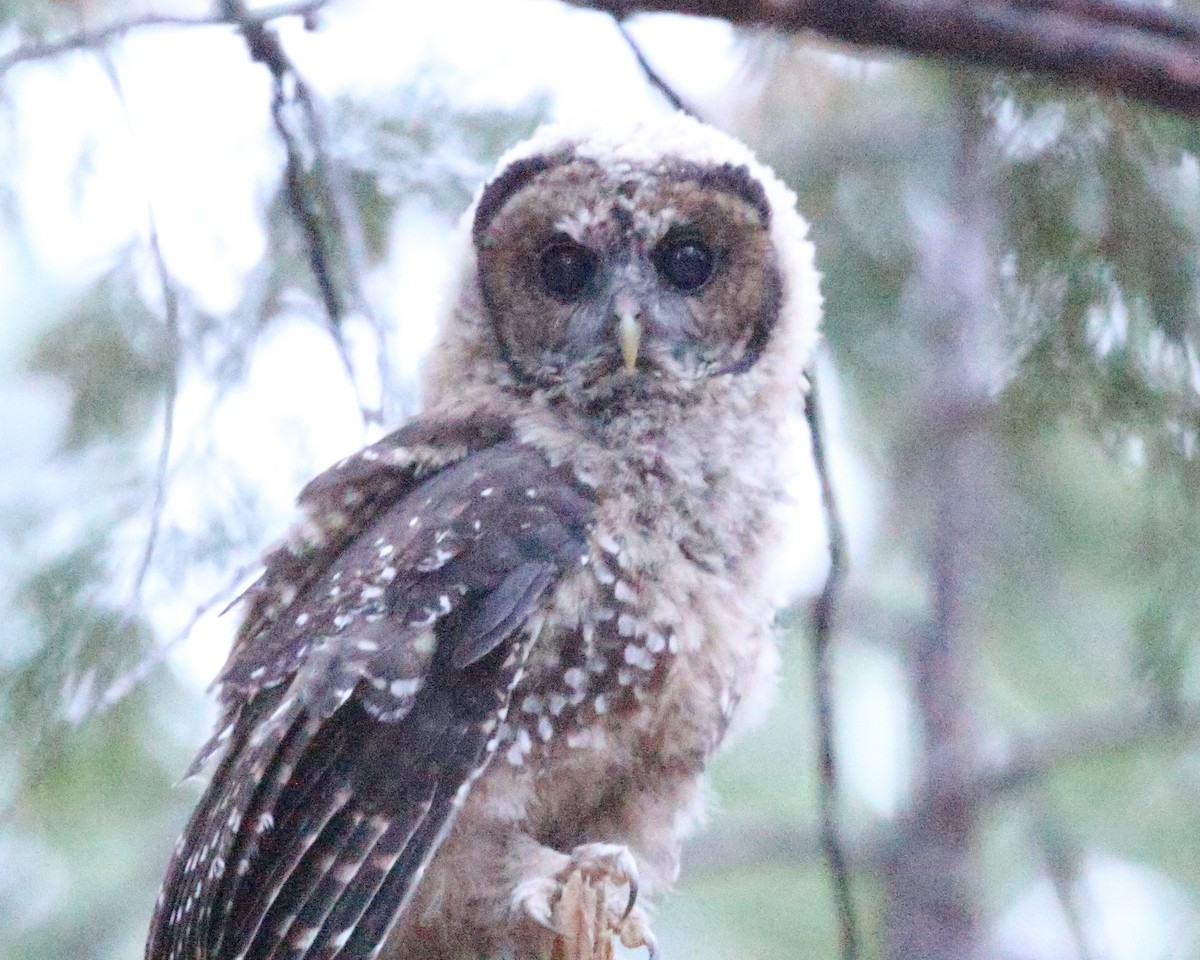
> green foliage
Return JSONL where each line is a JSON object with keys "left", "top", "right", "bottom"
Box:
{"left": 27, "top": 267, "right": 172, "bottom": 451}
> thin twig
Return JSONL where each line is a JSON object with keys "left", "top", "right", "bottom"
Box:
{"left": 271, "top": 83, "right": 344, "bottom": 325}
{"left": 804, "top": 369, "right": 859, "bottom": 960}
{"left": 96, "top": 51, "right": 180, "bottom": 616}
{"left": 56, "top": 49, "right": 189, "bottom": 726}
{"left": 963, "top": 700, "right": 1200, "bottom": 803}
{"left": 614, "top": 19, "right": 693, "bottom": 114}
{"left": 1030, "top": 803, "right": 1096, "bottom": 960}
{"left": 132, "top": 223, "right": 179, "bottom": 599}
{"left": 94, "top": 560, "right": 263, "bottom": 715}
{"left": 0, "top": 0, "right": 329, "bottom": 76}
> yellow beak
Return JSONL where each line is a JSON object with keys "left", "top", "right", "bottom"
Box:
{"left": 616, "top": 298, "right": 642, "bottom": 373}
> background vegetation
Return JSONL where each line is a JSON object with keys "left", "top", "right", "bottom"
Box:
{"left": 2, "top": 1, "right": 1199, "bottom": 958}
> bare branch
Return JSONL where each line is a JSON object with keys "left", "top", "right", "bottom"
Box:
{"left": 131, "top": 222, "right": 179, "bottom": 604}
{"left": 613, "top": 18, "right": 694, "bottom": 114}
{"left": 570, "top": 0, "right": 1200, "bottom": 118}
{"left": 0, "top": 0, "right": 329, "bottom": 77}
{"left": 50, "top": 51, "right": 191, "bottom": 726}
{"left": 964, "top": 700, "right": 1200, "bottom": 803}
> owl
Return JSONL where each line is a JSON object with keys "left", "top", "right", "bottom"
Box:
{"left": 146, "top": 112, "right": 822, "bottom": 960}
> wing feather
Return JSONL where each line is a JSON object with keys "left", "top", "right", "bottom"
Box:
{"left": 148, "top": 421, "right": 593, "bottom": 960}
{"left": 452, "top": 560, "right": 557, "bottom": 668}
{"left": 149, "top": 690, "right": 303, "bottom": 960}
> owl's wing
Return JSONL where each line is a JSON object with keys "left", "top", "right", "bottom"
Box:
{"left": 146, "top": 413, "right": 594, "bottom": 960}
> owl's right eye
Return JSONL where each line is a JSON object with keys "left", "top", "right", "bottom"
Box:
{"left": 539, "top": 238, "right": 597, "bottom": 301}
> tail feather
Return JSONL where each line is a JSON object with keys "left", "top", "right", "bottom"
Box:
{"left": 253, "top": 809, "right": 367, "bottom": 960}
{"left": 306, "top": 784, "right": 439, "bottom": 960}
{"left": 226, "top": 793, "right": 355, "bottom": 960}
{"left": 148, "top": 691, "right": 301, "bottom": 960}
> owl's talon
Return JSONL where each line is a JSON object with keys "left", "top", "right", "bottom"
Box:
{"left": 557, "top": 843, "right": 651, "bottom": 955}
{"left": 563, "top": 842, "right": 638, "bottom": 891}
{"left": 617, "top": 905, "right": 658, "bottom": 959}
{"left": 622, "top": 876, "right": 638, "bottom": 921}
{"left": 517, "top": 842, "right": 655, "bottom": 956}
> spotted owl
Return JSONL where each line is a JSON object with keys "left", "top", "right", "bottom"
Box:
{"left": 146, "top": 113, "right": 822, "bottom": 960}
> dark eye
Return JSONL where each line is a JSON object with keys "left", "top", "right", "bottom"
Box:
{"left": 656, "top": 230, "right": 715, "bottom": 292}
{"left": 539, "top": 238, "right": 597, "bottom": 301}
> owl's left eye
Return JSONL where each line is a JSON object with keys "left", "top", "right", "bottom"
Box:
{"left": 655, "top": 228, "right": 715, "bottom": 292}
{"left": 539, "top": 238, "right": 597, "bottom": 301}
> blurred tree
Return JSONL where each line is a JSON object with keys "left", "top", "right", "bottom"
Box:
{"left": 1, "top": 2, "right": 1199, "bottom": 960}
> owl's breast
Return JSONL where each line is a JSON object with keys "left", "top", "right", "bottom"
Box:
{"left": 497, "top": 457, "right": 781, "bottom": 779}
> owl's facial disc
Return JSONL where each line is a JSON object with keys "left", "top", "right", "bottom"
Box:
{"left": 473, "top": 155, "right": 782, "bottom": 405}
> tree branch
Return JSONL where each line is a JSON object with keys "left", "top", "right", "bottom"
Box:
{"left": 964, "top": 699, "right": 1200, "bottom": 803}
{"left": 0, "top": 0, "right": 329, "bottom": 76}
{"left": 570, "top": 0, "right": 1200, "bottom": 118}
{"left": 222, "top": 0, "right": 386, "bottom": 427}
{"left": 614, "top": 18, "right": 693, "bottom": 114}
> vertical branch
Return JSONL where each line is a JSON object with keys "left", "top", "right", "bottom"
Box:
{"left": 882, "top": 77, "right": 994, "bottom": 960}
{"left": 805, "top": 368, "right": 859, "bottom": 960}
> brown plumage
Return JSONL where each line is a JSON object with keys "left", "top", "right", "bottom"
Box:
{"left": 146, "top": 113, "right": 822, "bottom": 960}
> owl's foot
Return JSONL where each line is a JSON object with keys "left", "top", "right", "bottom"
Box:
{"left": 514, "top": 843, "right": 658, "bottom": 960}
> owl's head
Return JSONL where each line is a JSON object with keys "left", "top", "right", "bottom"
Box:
{"left": 424, "top": 113, "right": 821, "bottom": 417}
